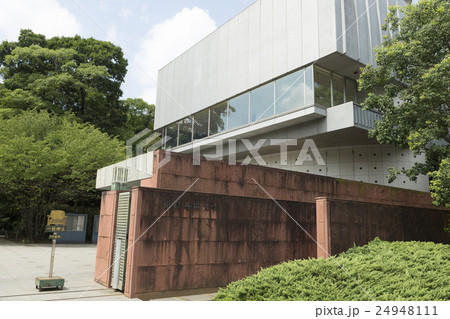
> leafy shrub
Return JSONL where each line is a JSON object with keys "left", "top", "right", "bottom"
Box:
{"left": 214, "top": 239, "right": 450, "bottom": 301}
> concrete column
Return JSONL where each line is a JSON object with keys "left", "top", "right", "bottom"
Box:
{"left": 315, "top": 197, "right": 331, "bottom": 259}
{"left": 94, "top": 191, "right": 120, "bottom": 287}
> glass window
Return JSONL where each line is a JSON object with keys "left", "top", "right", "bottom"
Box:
{"left": 66, "top": 215, "right": 85, "bottom": 232}
{"left": 345, "top": 79, "right": 357, "bottom": 103}
{"left": 209, "top": 102, "right": 228, "bottom": 135}
{"left": 332, "top": 74, "right": 345, "bottom": 106}
{"left": 314, "top": 68, "right": 331, "bottom": 107}
{"left": 275, "top": 69, "right": 305, "bottom": 114}
{"left": 305, "top": 65, "right": 314, "bottom": 105}
{"left": 178, "top": 117, "right": 192, "bottom": 145}
{"left": 193, "top": 109, "right": 209, "bottom": 140}
{"left": 251, "top": 82, "right": 274, "bottom": 122}
{"left": 165, "top": 123, "right": 178, "bottom": 149}
{"left": 228, "top": 93, "right": 249, "bottom": 130}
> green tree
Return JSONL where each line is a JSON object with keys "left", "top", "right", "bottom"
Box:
{"left": 359, "top": 0, "right": 449, "bottom": 207}
{"left": 0, "top": 29, "right": 129, "bottom": 138}
{"left": 0, "top": 110, "right": 125, "bottom": 241}
{"left": 121, "top": 98, "right": 155, "bottom": 141}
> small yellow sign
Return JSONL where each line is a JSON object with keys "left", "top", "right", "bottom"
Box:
{"left": 47, "top": 210, "right": 67, "bottom": 227}
{"left": 45, "top": 225, "right": 66, "bottom": 233}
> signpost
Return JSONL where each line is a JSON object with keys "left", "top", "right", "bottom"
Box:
{"left": 35, "top": 210, "right": 67, "bottom": 291}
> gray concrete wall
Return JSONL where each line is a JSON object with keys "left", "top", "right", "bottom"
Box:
{"left": 155, "top": 0, "right": 406, "bottom": 129}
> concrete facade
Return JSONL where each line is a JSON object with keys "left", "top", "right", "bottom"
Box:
{"left": 155, "top": 0, "right": 408, "bottom": 129}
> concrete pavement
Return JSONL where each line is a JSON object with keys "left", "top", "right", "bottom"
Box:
{"left": 0, "top": 239, "right": 216, "bottom": 301}
{"left": 0, "top": 239, "right": 136, "bottom": 301}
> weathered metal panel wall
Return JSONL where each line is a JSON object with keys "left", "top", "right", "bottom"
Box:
{"left": 124, "top": 188, "right": 317, "bottom": 299}
{"left": 327, "top": 199, "right": 450, "bottom": 255}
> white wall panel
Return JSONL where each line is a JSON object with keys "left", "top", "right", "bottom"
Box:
{"left": 301, "top": 0, "right": 319, "bottom": 63}
{"left": 260, "top": 0, "right": 274, "bottom": 82}
{"left": 272, "top": 0, "right": 287, "bottom": 76}
{"left": 356, "top": 0, "right": 371, "bottom": 64}
{"left": 155, "top": 69, "right": 163, "bottom": 128}
{"left": 180, "top": 53, "right": 189, "bottom": 116}
{"left": 334, "top": 0, "right": 347, "bottom": 53}
{"left": 194, "top": 39, "right": 210, "bottom": 108}
{"left": 227, "top": 17, "right": 239, "bottom": 98}
{"left": 185, "top": 48, "right": 195, "bottom": 112}
{"left": 237, "top": 9, "right": 250, "bottom": 93}
{"left": 248, "top": 2, "right": 261, "bottom": 88}
{"left": 172, "top": 56, "right": 182, "bottom": 109}
{"left": 217, "top": 24, "right": 230, "bottom": 103}
{"left": 286, "top": 0, "right": 303, "bottom": 71}
{"left": 368, "top": 0, "right": 382, "bottom": 64}
{"left": 343, "top": 0, "right": 359, "bottom": 60}
{"left": 208, "top": 31, "right": 220, "bottom": 106}
{"left": 378, "top": 0, "right": 389, "bottom": 38}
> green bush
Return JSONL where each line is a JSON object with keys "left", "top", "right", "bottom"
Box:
{"left": 214, "top": 239, "right": 450, "bottom": 301}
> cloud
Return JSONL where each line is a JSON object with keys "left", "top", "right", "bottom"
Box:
{"left": 0, "top": 0, "right": 81, "bottom": 41}
{"left": 135, "top": 7, "right": 217, "bottom": 104}
{"left": 119, "top": 7, "right": 133, "bottom": 20}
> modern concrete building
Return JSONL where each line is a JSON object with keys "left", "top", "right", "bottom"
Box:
{"left": 93, "top": 0, "right": 449, "bottom": 299}
{"left": 97, "top": 0, "right": 427, "bottom": 192}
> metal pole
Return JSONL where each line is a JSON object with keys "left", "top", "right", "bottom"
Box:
{"left": 49, "top": 233, "right": 56, "bottom": 277}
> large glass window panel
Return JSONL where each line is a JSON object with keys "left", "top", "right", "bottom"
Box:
{"left": 276, "top": 69, "right": 305, "bottom": 114}
{"left": 178, "top": 117, "right": 192, "bottom": 145}
{"left": 345, "top": 79, "right": 357, "bottom": 103}
{"left": 250, "top": 82, "right": 274, "bottom": 122}
{"left": 314, "top": 68, "right": 331, "bottom": 107}
{"left": 193, "top": 109, "right": 209, "bottom": 140}
{"left": 165, "top": 123, "right": 178, "bottom": 149}
{"left": 228, "top": 93, "right": 249, "bottom": 130}
{"left": 209, "top": 102, "right": 227, "bottom": 135}
{"left": 305, "top": 65, "right": 314, "bottom": 105}
{"left": 332, "top": 74, "right": 345, "bottom": 106}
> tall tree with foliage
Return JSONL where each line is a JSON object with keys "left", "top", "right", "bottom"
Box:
{"left": 0, "top": 29, "right": 129, "bottom": 138}
{"left": 0, "top": 110, "right": 125, "bottom": 240}
{"left": 120, "top": 98, "right": 155, "bottom": 141}
{"left": 359, "top": 0, "right": 449, "bottom": 207}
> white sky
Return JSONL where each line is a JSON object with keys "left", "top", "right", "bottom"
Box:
{"left": 0, "top": 0, "right": 419, "bottom": 105}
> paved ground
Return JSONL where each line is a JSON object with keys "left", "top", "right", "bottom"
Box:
{"left": 151, "top": 292, "right": 217, "bottom": 301}
{"left": 0, "top": 239, "right": 215, "bottom": 301}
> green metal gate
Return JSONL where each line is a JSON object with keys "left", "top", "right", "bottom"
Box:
{"left": 111, "top": 192, "right": 131, "bottom": 291}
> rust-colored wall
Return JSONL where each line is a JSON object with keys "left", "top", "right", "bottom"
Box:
{"left": 95, "top": 151, "right": 448, "bottom": 298}
{"left": 124, "top": 187, "right": 316, "bottom": 299}
{"left": 316, "top": 197, "right": 449, "bottom": 257}
{"left": 142, "top": 151, "right": 438, "bottom": 209}
{"left": 94, "top": 191, "right": 119, "bottom": 287}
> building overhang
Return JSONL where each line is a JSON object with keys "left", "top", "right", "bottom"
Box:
{"left": 170, "top": 102, "right": 381, "bottom": 157}
{"left": 95, "top": 102, "right": 383, "bottom": 190}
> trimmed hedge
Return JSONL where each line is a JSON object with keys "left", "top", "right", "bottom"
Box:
{"left": 214, "top": 239, "right": 450, "bottom": 301}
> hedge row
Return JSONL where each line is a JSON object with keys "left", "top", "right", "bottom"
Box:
{"left": 214, "top": 239, "right": 450, "bottom": 301}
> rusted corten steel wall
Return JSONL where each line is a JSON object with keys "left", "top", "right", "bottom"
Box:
{"left": 142, "top": 151, "right": 437, "bottom": 208}
{"left": 123, "top": 187, "right": 316, "bottom": 299}
{"left": 316, "top": 197, "right": 450, "bottom": 258}
{"left": 94, "top": 151, "right": 448, "bottom": 298}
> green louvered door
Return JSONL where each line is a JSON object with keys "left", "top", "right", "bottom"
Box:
{"left": 111, "top": 192, "right": 131, "bottom": 291}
